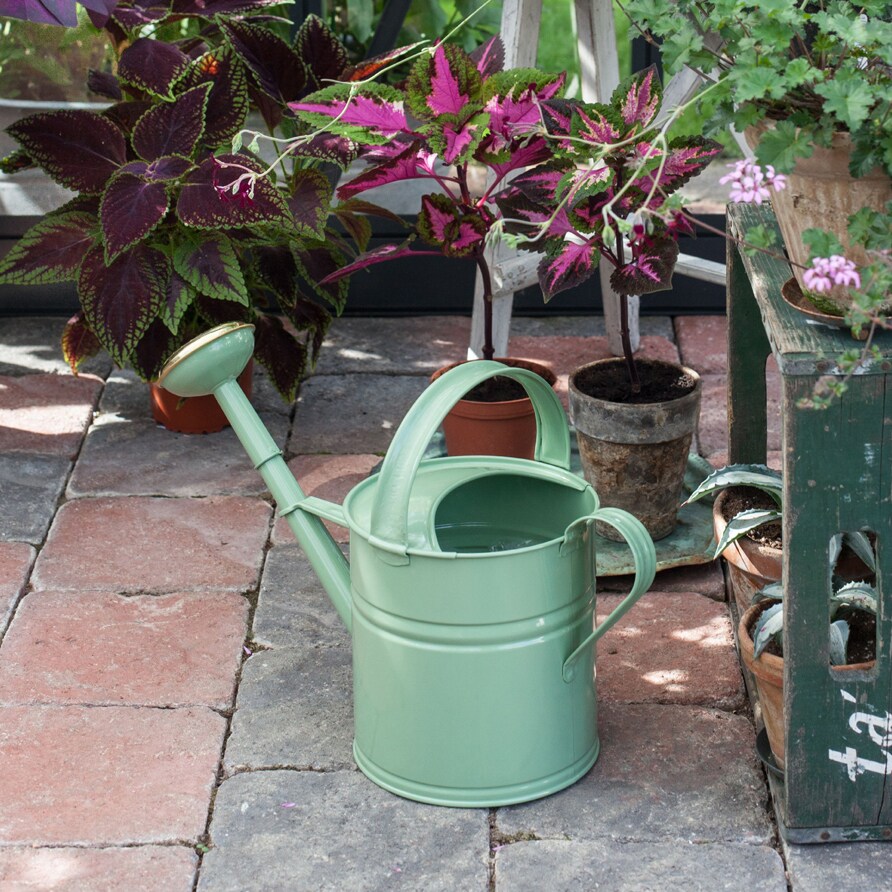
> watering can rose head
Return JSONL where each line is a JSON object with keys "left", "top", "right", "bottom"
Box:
{"left": 291, "top": 48, "right": 720, "bottom": 376}
{"left": 0, "top": 6, "right": 373, "bottom": 401}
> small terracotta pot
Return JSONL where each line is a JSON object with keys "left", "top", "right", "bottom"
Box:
{"left": 150, "top": 361, "right": 253, "bottom": 434}
{"left": 431, "top": 358, "right": 557, "bottom": 459}
{"left": 714, "top": 490, "right": 782, "bottom": 613}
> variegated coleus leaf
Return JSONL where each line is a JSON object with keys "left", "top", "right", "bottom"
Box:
{"left": 117, "top": 38, "right": 191, "bottom": 99}
{"left": 180, "top": 50, "right": 250, "bottom": 149}
{"left": 286, "top": 169, "right": 332, "bottom": 239}
{"left": 172, "top": 230, "right": 249, "bottom": 305}
{"left": 316, "top": 240, "right": 420, "bottom": 286}
{"left": 290, "top": 83, "right": 407, "bottom": 144}
{"left": 571, "top": 101, "right": 624, "bottom": 148}
{"left": 609, "top": 235, "right": 679, "bottom": 297}
{"left": 295, "top": 243, "right": 350, "bottom": 312}
{"left": 482, "top": 69, "right": 565, "bottom": 147}
{"left": 482, "top": 139, "right": 554, "bottom": 185}
{"left": 132, "top": 84, "right": 210, "bottom": 163}
{"left": 421, "top": 112, "right": 489, "bottom": 166}
{"left": 405, "top": 43, "right": 484, "bottom": 126}
{"left": 221, "top": 19, "right": 308, "bottom": 108}
{"left": 494, "top": 183, "right": 574, "bottom": 244}
{"left": 612, "top": 65, "right": 661, "bottom": 132}
{"left": 538, "top": 236, "right": 601, "bottom": 301}
{"left": 160, "top": 271, "right": 196, "bottom": 334}
{"left": 632, "top": 137, "right": 723, "bottom": 198}
{"left": 539, "top": 99, "right": 577, "bottom": 150}
{"left": 288, "top": 131, "right": 359, "bottom": 168}
{"left": 336, "top": 140, "right": 435, "bottom": 200}
{"left": 61, "top": 313, "right": 102, "bottom": 374}
{"left": 7, "top": 110, "right": 127, "bottom": 194}
{"left": 176, "top": 153, "right": 291, "bottom": 229}
{"left": 78, "top": 243, "right": 171, "bottom": 365}
{"left": 100, "top": 172, "right": 171, "bottom": 263}
{"left": 294, "top": 14, "right": 349, "bottom": 92}
{"left": 416, "top": 193, "right": 486, "bottom": 258}
{"left": 342, "top": 42, "right": 427, "bottom": 83}
{"left": 170, "top": 0, "right": 285, "bottom": 15}
{"left": 0, "top": 210, "right": 97, "bottom": 285}
{"left": 469, "top": 35, "right": 505, "bottom": 78}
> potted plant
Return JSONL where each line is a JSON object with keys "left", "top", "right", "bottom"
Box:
{"left": 290, "top": 43, "right": 720, "bottom": 479}
{"left": 683, "top": 463, "right": 876, "bottom": 611}
{"left": 0, "top": 4, "right": 368, "bottom": 431}
{"left": 740, "top": 581, "right": 878, "bottom": 770}
{"left": 622, "top": 0, "right": 892, "bottom": 343}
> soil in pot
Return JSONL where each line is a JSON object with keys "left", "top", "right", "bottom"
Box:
{"left": 432, "top": 358, "right": 557, "bottom": 460}
{"left": 569, "top": 358, "right": 702, "bottom": 542}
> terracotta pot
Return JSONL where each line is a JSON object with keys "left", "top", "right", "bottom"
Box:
{"left": 431, "top": 358, "right": 557, "bottom": 460}
{"left": 150, "top": 361, "right": 253, "bottom": 434}
{"left": 745, "top": 127, "right": 892, "bottom": 315}
{"left": 713, "top": 490, "right": 783, "bottom": 614}
{"left": 738, "top": 601, "right": 874, "bottom": 771}
{"left": 568, "top": 358, "right": 701, "bottom": 541}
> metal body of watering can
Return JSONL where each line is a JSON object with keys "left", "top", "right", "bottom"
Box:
{"left": 159, "top": 322, "right": 657, "bottom": 807}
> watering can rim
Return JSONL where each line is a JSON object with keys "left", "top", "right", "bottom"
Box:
{"left": 158, "top": 322, "right": 254, "bottom": 387}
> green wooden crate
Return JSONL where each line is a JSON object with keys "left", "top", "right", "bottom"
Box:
{"left": 726, "top": 203, "right": 892, "bottom": 843}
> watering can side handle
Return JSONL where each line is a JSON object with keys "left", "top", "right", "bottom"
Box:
{"left": 561, "top": 507, "right": 656, "bottom": 683}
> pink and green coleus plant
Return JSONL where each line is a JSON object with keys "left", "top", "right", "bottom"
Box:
{"left": 290, "top": 39, "right": 721, "bottom": 390}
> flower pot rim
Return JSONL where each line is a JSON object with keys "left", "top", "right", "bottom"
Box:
{"left": 713, "top": 489, "right": 783, "bottom": 571}
{"left": 568, "top": 357, "right": 701, "bottom": 409}
{"left": 431, "top": 357, "right": 557, "bottom": 407}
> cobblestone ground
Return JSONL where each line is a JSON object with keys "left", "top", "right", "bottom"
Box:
{"left": 1, "top": 315, "right": 887, "bottom": 891}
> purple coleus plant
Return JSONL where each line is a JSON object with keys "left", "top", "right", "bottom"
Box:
{"left": 292, "top": 43, "right": 720, "bottom": 389}
{"left": 0, "top": 9, "right": 375, "bottom": 400}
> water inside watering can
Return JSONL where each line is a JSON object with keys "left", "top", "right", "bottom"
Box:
{"left": 432, "top": 473, "right": 590, "bottom": 554}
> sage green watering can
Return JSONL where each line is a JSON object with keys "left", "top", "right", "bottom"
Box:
{"left": 159, "top": 322, "right": 657, "bottom": 807}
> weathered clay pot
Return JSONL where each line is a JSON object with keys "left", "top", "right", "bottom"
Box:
{"left": 431, "top": 358, "right": 557, "bottom": 460}
{"left": 568, "top": 358, "right": 701, "bottom": 541}
{"left": 150, "top": 361, "right": 253, "bottom": 434}
{"left": 714, "top": 490, "right": 782, "bottom": 614}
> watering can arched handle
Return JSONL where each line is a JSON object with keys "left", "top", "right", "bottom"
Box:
{"left": 561, "top": 507, "right": 656, "bottom": 683}
{"left": 369, "top": 360, "right": 570, "bottom": 556}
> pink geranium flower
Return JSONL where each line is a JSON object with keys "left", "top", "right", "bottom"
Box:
{"left": 803, "top": 255, "right": 861, "bottom": 292}
{"left": 720, "top": 159, "right": 787, "bottom": 205}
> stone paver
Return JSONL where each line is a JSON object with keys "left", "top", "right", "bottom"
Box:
{"left": 785, "top": 841, "right": 892, "bottom": 891}
{"left": 0, "top": 705, "right": 225, "bottom": 844}
{"left": 675, "top": 315, "right": 729, "bottom": 375}
{"left": 0, "top": 591, "right": 248, "bottom": 708}
{"left": 600, "top": 561, "right": 726, "bottom": 601}
{"left": 224, "top": 645, "right": 353, "bottom": 773}
{"left": 199, "top": 770, "right": 489, "bottom": 892}
{"left": 313, "top": 316, "right": 469, "bottom": 375}
{"left": 0, "top": 317, "right": 111, "bottom": 378}
{"left": 254, "top": 545, "right": 350, "bottom": 648}
{"left": 274, "top": 454, "right": 380, "bottom": 544}
{"left": 0, "top": 373, "right": 103, "bottom": 457}
{"left": 0, "top": 453, "right": 70, "bottom": 545}
{"left": 512, "top": 315, "right": 675, "bottom": 340}
{"left": 496, "top": 839, "right": 787, "bottom": 891}
{"left": 0, "top": 845, "right": 197, "bottom": 892}
{"left": 596, "top": 592, "right": 744, "bottom": 710}
{"left": 68, "top": 414, "right": 289, "bottom": 498}
{"left": 0, "top": 541, "right": 34, "bottom": 636}
{"left": 497, "top": 701, "right": 771, "bottom": 845}
{"left": 33, "top": 496, "right": 271, "bottom": 593}
{"left": 291, "top": 374, "right": 428, "bottom": 454}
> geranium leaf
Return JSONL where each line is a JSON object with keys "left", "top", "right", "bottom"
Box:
{"left": 253, "top": 314, "right": 307, "bottom": 402}
{"left": 78, "top": 243, "right": 171, "bottom": 365}
{"left": 0, "top": 211, "right": 97, "bottom": 285}
{"left": 406, "top": 43, "right": 482, "bottom": 123}
{"left": 117, "top": 37, "right": 191, "bottom": 99}
{"left": 470, "top": 35, "right": 505, "bottom": 78}
{"left": 294, "top": 14, "right": 349, "bottom": 91}
{"left": 132, "top": 84, "right": 210, "bottom": 162}
{"left": 7, "top": 110, "right": 127, "bottom": 194}
{"left": 172, "top": 230, "right": 248, "bottom": 305}
{"left": 100, "top": 173, "right": 170, "bottom": 262}
{"left": 176, "top": 153, "right": 291, "bottom": 229}
{"left": 61, "top": 313, "right": 102, "bottom": 374}
{"left": 287, "top": 169, "right": 331, "bottom": 238}
{"left": 538, "top": 238, "right": 600, "bottom": 300}
{"left": 221, "top": 19, "right": 308, "bottom": 107}
{"left": 290, "top": 83, "right": 407, "bottom": 143}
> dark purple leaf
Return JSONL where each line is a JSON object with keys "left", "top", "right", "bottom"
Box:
{"left": 103, "top": 100, "right": 153, "bottom": 135}
{"left": 247, "top": 83, "right": 284, "bottom": 132}
{"left": 172, "top": 230, "right": 248, "bottom": 304}
{"left": 131, "top": 316, "right": 178, "bottom": 380}
{"left": 333, "top": 206, "right": 372, "bottom": 253}
{"left": 109, "top": 0, "right": 170, "bottom": 31}
{"left": 118, "top": 38, "right": 190, "bottom": 98}
{"left": 88, "top": 70, "right": 123, "bottom": 101}
{"left": 194, "top": 294, "right": 251, "bottom": 327}
{"left": 253, "top": 313, "right": 306, "bottom": 402}
{"left": 285, "top": 296, "right": 330, "bottom": 365}
{"left": 177, "top": 153, "right": 291, "bottom": 229}
{"left": 288, "top": 131, "right": 358, "bottom": 167}
{"left": 171, "top": 0, "right": 283, "bottom": 14}
{"left": 180, "top": 51, "right": 250, "bottom": 148}
{"left": 296, "top": 244, "right": 349, "bottom": 309}
{"left": 286, "top": 169, "right": 331, "bottom": 237}
{"left": 78, "top": 243, "right": 171, "bottom": 363}
{"left": 120, "top": 155, "right": 193, "bottom": 181}
{"left": 7, "top": 110, "right": 126, "bottom": 193}
{"left": 100, "top": 173, "right": 170, "bottom": 261}
{"left": 538, "top": 238, "right": 600, "bottom": 301}
{"left": 417, "top": 193, "right": 486, "bottom": 258}
{"left": 0, "top": 149, "right": 35, "bottom": 175}
{"left": 0, "top": 0, "right": 78, "bottom": 26}
{"left": 132, "top": 84, "right": 210, "bottom": 162}
{"left": 0, "top": 210, "right": 97, "bottom": 284}
{"left": 254, "top": 245, "right": 297, "bottom": 302}
{"left": 294, "top": 14, "right": 348, "bottom": 91}
{"left": 470, "top": 35, "right": 504, "bottom": 78}
{"left": 161, "top": 271, "right": 195, "bottom": 333}
{"left": 406, "top": 43, "right": 482, "bottom": 124}
{"left": 61, "top": 313, "right": 102, "bottom": 374}
{"left": 221, "top": 19, "right": 307, "bottom": 107}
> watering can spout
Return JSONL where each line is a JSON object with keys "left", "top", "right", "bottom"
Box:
{"left": 158, "top": 323, "right": 353, "bottom": 631}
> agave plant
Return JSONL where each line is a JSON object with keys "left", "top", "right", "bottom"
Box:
{"left": 289, "top": 39, "right": 720, "bottom": 376}
{"left": 752, "top": 581, "right": 878, "bottom": 666}
{"left": 0, "top": 6, "right": 373, "bottom": 400}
